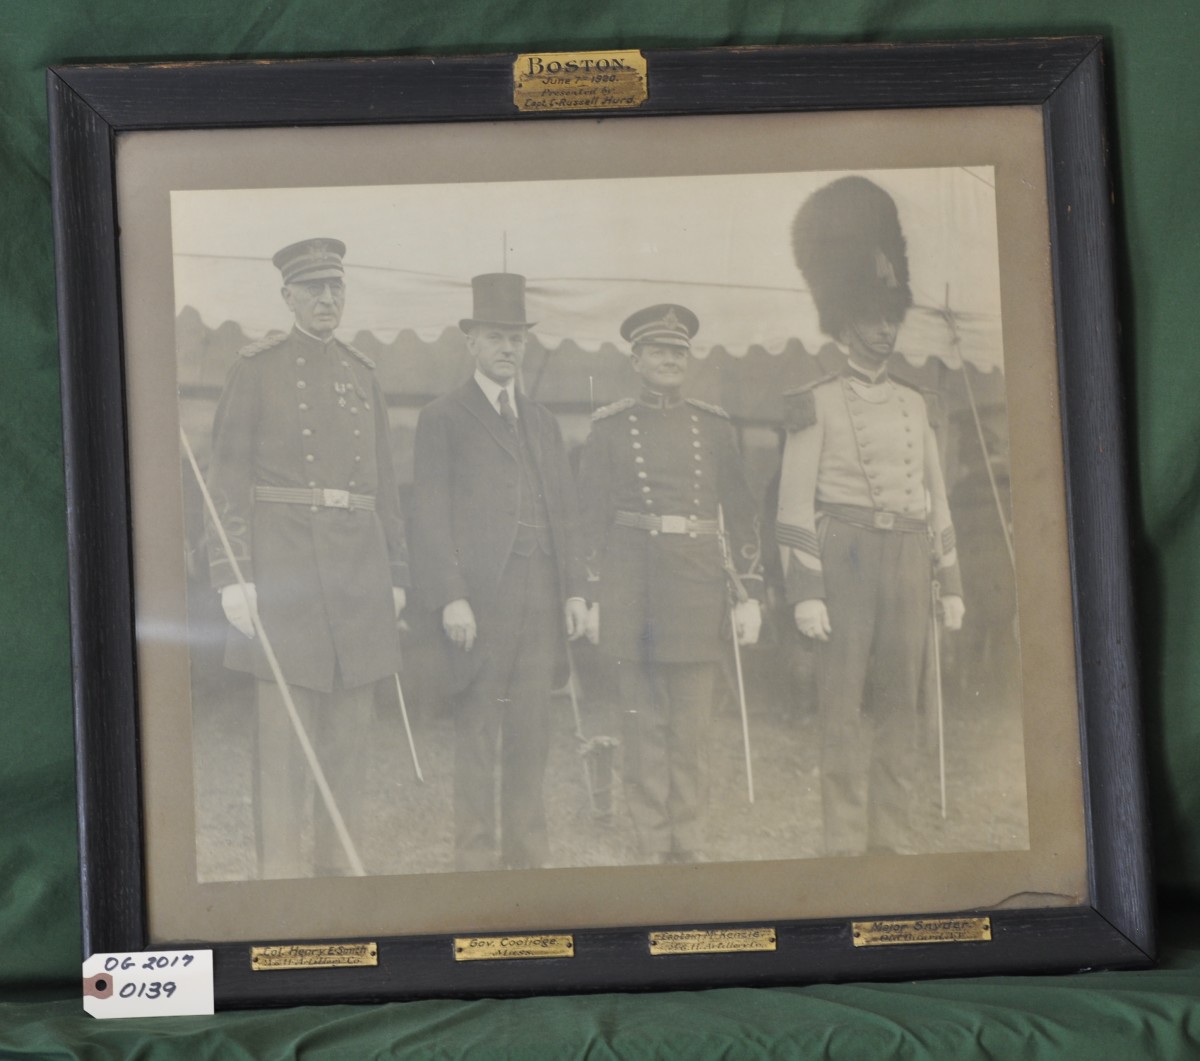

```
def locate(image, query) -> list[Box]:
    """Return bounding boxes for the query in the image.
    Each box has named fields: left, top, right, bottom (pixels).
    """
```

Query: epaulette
left=335, top=338, right=376, bottom=370
left=591, top=397, right=637, bottom=422
left=684, top=398, right=730, bottom=419
left=238, top=331, right=288, bottom=358
left=781, top=372, right=836, bottom=432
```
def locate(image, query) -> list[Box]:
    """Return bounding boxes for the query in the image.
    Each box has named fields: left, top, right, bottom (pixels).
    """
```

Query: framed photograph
left=50, top=38, right=1152, bottom=1006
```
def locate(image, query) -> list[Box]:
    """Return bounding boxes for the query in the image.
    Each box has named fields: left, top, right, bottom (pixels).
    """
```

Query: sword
left=718, top=505, right=754, bottom=804
left=393, top=673, right=424, bottom=782
left=181, top=426, right=367, bottom=877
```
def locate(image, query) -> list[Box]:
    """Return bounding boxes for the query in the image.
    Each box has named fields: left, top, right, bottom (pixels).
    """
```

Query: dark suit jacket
left=410, top=378, right=583, bottom=694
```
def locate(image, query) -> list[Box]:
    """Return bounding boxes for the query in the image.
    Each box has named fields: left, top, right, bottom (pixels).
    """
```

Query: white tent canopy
left=171, top=166, right=1005, bottom=372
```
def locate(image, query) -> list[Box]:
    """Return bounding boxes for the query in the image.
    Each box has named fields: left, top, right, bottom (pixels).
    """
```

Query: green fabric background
left=2, top=0, right=1198, bottom=1054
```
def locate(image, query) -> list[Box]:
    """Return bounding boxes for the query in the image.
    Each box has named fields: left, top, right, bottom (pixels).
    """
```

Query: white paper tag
left=82, top=950, right=214, bottom=1018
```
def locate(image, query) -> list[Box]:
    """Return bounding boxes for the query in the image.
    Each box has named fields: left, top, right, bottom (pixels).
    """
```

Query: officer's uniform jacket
left=409, top=378, right=584, bottom=695
left=775, top=366, right=961, bottom=604
left=576, top=391, right=763, bottom=663
left=206, top=327, right=409, bottom=693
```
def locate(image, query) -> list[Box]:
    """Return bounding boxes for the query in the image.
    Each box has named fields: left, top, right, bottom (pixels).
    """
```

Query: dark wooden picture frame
left=49, top=38, right=1152, bottom=1007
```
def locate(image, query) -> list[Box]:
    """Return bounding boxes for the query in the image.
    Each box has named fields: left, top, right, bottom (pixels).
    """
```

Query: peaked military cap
left=791, top=176, right=912, bottom=340
left=459, top=273, right=536, bottom=332
left=620, top=303, right=699, bottom=350
left=272, top=238, right=347, bottom=285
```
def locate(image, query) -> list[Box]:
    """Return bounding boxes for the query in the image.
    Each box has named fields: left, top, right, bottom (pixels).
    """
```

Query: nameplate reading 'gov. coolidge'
left=851, top=917, right=992, bottom=947
left=454, top=934, right=575, bottom=961
left=513, top=50, right=648, bottom=113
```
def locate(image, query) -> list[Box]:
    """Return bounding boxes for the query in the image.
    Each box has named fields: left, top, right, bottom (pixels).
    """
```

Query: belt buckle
left=322, top=489, right=351, bottom=510
left=873, top=510, right=895, bottom=530
left=660, top=515, right=688, bottom=534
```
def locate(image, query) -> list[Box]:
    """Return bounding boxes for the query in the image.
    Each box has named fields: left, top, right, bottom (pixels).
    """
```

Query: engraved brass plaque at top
left=250, top=942, right=378, bottom=971
left=513, top=50, right=648, bottom=113
left=454, top=934, right=575, bottom=961
left=649, top=927, right=777, bottom=956
left=851, top=916, right=993, bottom=947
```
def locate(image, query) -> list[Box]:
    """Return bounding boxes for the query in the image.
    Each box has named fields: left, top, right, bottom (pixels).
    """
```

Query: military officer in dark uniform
left=576, top=304, right=763, bottom=863
left=409, top=273, right=588, bottom=871
left=206, top=237, right=409, bottom=879
left=776, top=177, right=965, bottom=857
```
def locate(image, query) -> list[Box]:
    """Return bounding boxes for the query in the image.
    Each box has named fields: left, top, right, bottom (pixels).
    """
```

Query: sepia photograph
left=168, top=165, right=1029, bottom=885
left=55, top=42, right=1148, bottom=1003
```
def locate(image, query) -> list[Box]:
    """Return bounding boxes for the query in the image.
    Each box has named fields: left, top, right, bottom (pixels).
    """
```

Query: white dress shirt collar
left=473, top=370, right=518, bottom=418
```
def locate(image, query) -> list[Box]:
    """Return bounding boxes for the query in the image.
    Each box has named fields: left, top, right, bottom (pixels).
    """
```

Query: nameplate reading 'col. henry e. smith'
left=513, top=50, right=648, bottom=113
left=250, top=942, right=378, bottom=970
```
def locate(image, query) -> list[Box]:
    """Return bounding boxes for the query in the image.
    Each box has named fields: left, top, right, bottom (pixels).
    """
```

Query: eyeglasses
left=290, top=278, right=345, bottom=297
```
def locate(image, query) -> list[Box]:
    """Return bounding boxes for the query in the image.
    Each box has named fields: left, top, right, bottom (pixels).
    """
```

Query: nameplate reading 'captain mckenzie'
left=513, top=50, right=648, bottom=112
left=649, top=927, right=778, bottom=956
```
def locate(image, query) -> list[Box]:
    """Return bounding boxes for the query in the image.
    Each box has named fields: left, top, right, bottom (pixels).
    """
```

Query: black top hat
left=272, top=238, right=347, bottom=285
left=459, top=273, right=536, bottom=332
left=791, top=176, right=912, bottom=339
left=620, top=304, right=700, bottom=350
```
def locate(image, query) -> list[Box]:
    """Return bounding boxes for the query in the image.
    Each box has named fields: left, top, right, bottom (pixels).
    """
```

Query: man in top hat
left=576, top=304, right=763, bottom=863
left=776, top=176, right=965, bottom=857
left=205, top=237, right=410, bottom=879
left=409, top=273, right=588, bottom=871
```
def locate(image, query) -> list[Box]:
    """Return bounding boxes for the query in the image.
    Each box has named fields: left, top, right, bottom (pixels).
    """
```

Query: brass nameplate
left=649, top=927, right=777, bottom=956
left=851, top=916, right=992, bottom=947
left=250, top=942, right=378, bottom=971
left=454, top=934, right=575, bottom=961
left=513, top=50, right=648, bottom=113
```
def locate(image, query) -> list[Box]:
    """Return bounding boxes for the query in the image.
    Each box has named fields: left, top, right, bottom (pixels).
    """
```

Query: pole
left=718, top=505, right=754, bottom=804
left=180, top=426, right=367, bottom=877
left=943, top=285, right=1016, bottom=575
left=931, top=579, right=947, bottom=819
left=393, top=674, right=424, bottom=782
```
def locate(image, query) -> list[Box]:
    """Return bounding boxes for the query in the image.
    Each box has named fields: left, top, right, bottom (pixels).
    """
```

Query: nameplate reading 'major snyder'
left=513, top=50, right=648, bottom=113
left=454, top=935, right=575, bottom=961
left=250, top=943, right=378, bottom=971
left=851, top=917, right=993, bottom=947
left=649, top=928, right=778, bottom=956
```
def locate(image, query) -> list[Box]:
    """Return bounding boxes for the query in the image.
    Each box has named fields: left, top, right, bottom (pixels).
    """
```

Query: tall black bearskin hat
left=791, top=176, right=912, bottom=340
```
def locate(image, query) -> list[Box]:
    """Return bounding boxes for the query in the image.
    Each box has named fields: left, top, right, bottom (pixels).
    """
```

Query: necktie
left=497, top=388, right=518, bottom=430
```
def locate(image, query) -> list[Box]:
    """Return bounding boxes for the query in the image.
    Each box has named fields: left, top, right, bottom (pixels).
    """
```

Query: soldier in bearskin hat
left=576, top=304, right=763, bottom=863
left=776, top=177, right=965, bottom=856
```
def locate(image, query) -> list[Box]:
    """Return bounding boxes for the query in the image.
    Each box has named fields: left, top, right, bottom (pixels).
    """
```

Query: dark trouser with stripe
left=816, top=518, right=931, bottom=856
left=618, top=660, right=715, bottom=859
left=254, top=678, right=375, bottom=880
left=453, top=550, right=559, bottom=871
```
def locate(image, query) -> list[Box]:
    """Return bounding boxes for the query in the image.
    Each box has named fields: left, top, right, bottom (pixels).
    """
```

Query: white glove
left=585, top=603, right=600, bottom=645
left=220, top=582, right=259, bottom=640
left=941, top=594, right=965, bottom=631
left=443, top=598, right=477, bottom=651
left=393, top=587, right=407, bottom=617
left=794, top=598, right=831, bottom=642
left=733, top=599, right=762, bottom=646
